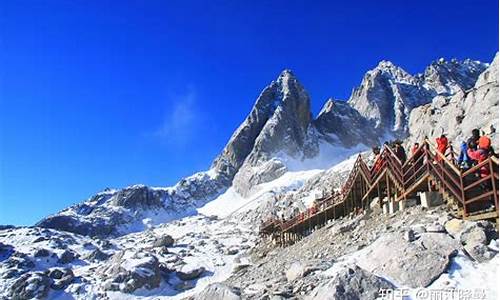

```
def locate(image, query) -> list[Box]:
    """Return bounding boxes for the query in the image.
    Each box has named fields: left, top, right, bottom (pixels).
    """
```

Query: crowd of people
left=370, top=128, right=496, bottom=178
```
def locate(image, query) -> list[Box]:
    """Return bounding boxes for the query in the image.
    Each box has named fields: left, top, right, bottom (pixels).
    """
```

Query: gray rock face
left=357, top=231, right=461, bottom=288
left=176, top=265, right=206, bottom=281
left=7, top=272, right=51, bottom=300
left=407, top=53, right=498, bottom=150
left=306, top=264, right=394, bottom=300
left=194, top=283, right=241, bottom=300
left=211, top=71, right=298, bottom=180
left=99, top=250, right=162, bottom=293
left=349, top=59, right=487, bottom=137
left=314, top=99, right=380, bottom=148
left=37, top=173, right=227, bottom=237
left=152, top=235, right=175, bottom=248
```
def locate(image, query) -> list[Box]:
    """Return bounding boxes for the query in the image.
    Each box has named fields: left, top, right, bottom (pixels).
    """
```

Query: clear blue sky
left=0, top=0, right=498, bottom=226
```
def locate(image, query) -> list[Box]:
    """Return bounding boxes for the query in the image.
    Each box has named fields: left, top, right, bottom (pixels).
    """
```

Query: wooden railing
left=261, top=139, right=499, bottom=236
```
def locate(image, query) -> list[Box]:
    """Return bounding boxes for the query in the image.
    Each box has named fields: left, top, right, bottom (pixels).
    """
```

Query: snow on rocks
left=7, top=271, right=52, bottom=300
left=192, top=282, right=241, bottom=300
left=306, top=264, right=394, bottom=300
left=98, top=250, right=162, bottom=293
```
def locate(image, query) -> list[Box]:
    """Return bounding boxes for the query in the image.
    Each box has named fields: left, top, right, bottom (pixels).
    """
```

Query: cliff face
left=407, top=54, right=499, bottom=150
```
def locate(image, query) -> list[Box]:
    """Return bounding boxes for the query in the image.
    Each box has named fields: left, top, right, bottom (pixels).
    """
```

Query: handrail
left=261, top=139, right=499, bottom=237
left=424, top=139, right=461, bottom=175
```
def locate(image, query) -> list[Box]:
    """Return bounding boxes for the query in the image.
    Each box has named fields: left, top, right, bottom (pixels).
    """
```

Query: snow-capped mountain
left=348, top=58, right=487, bottom=137
left=2, top=53, right=498, bottom=300
left=36, top=56, right=492, bottom=237
left=408, top=53, right=499, bottom=148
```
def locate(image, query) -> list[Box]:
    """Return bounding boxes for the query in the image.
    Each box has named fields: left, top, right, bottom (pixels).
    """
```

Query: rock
left=306, top=264, right=394, bottom=300
left=404, top=229, right=416, bottom=242
left=7, top=272, right=52, bottom=300
left=153, top=235, right=175, bottom=248
left=175, top=281, right=196, bottom=291
left=50, top=269, right=75, bottom=290
left=285, top=261, right=305, bottom=282
left=34, top=248, right=50, bottom=257
left=464, top=243, right=495, bottom=262
left=176, top=265, right=206, bottom=281
left=444, top=219, right=468, bottom=238
left=49, top=268, right=65, bottom=279
left=85, top=248, right=110, bottom=261
left=225, top=247, right=239, bottom=255
left=233, top=264, right=251, bottom=273
left=99, top=250, right=162, bottom=293
left=193, top=283, right=241, bottom=300
left=460, top=225, right=488, bottom=246
left=357, top=231, right=461, bottom=288
left=426, top=223, right=445, bottom=233
left=58, top=249, right=78, bottom=264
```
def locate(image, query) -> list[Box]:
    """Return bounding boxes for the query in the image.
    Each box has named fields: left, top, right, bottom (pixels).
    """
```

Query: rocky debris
left=349, top=58, right=487, bottom=137
left=192, top=283, right=242, bottom=300
left=285, top=261, right=308, bottom=282
left=443, top=218, right=498, bottom=262
left=7, top=271, right=52, bottom=300
left=4, top=253, right=35, bottom=271
left=34, top=248, right=51, bottom=257
left=358, top=231, right=461, bottom=288
left=0, top=242, right=14, bottom=261
left=49, top=268, right=75, bottom=290
left=152, top=235, right=175, bottom=248
left=426, top=223, right=445, bottom=233
left=306, top=264, right=394, bottom=300
left=225, top=246, right=239, bottom=255
left=404, top=229, right=416, bottom=242
left=58, top=249, right=78, bottom=264
left=85, top=248, right=110, bottom=262
left=407, top=53, right=498, bottom=150
left=176, top=265, right=206, bottom=281
left=99, top=250, right=162, bottom=293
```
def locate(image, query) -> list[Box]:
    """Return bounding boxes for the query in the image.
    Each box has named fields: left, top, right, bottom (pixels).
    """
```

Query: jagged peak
left=364, top=60, right=414, bottom=84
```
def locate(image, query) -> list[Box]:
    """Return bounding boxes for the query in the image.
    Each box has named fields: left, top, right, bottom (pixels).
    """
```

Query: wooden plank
left=465, top=211, right=499, bottom=221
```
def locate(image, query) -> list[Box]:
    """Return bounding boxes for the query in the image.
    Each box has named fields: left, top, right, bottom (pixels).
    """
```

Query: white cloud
left=155, top=88, right=202, bottom=145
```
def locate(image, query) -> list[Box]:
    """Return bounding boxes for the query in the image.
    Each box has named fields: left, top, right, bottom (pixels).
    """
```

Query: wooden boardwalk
left=260, top=140, right=499, bottom=246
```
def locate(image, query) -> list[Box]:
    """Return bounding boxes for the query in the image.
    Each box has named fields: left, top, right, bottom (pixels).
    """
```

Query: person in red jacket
left=435, top=134, right=448, bottom=161
left=467, top=136, right=491, bottom=178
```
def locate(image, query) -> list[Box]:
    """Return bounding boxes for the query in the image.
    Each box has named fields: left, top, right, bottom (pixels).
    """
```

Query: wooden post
left=489, top=159, right=498, bottom=216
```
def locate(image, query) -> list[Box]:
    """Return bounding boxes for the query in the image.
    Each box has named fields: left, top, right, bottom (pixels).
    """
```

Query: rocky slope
left=408, top=53, right=499, bottom=149
left=348, top=58, right=487, bottom=137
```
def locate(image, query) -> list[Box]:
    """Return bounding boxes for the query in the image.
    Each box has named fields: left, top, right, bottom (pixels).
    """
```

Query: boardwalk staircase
left=260, top=139, right=499, bottom=246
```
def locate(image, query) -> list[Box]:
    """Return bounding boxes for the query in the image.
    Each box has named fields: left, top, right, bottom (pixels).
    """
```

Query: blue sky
left=0, top=0, right=498, bottom=226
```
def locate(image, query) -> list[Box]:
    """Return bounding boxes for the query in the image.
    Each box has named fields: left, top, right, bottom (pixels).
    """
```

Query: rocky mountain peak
left=422, top=58, right=488, bottom=95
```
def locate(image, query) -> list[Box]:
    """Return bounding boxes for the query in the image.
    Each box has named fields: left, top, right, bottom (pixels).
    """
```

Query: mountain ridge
left=34, top=54, right=494, bottom=237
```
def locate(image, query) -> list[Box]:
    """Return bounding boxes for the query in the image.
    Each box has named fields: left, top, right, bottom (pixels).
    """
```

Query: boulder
left=356, top=231, right=461, bottom=288
left=286, top=261, right=306, bottom=282
left=50, top=268, right=75, bottom=290
left=426, top=223, right=445, bottom=233
left=85, top=248, right=110, bottom=261
left=34, top=248, right=50, bottom=257
left=176, top=265, right=206, bottom=281
left=464, top=243, right=496, bottom=262
left=99, top=250, right=162, bottom=293
left=445, top=219, right=495, bottom=247
left=306, top=264, right=394, bottom=300
left=225, top=247, right=239, bottom=255
left=7, top=272, right=52, bottom=300
left=460, top=225, right=488, bottom=246
left=153, top=235, right=175, bottom=248
left=58, top=249, right=78, bottom=264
